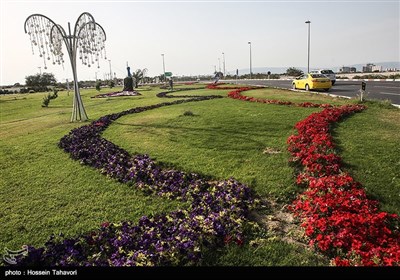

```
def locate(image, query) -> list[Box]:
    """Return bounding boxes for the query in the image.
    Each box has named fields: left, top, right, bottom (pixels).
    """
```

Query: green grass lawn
left=244, top=87, right=351, bottom=105
left=0, top=86, right=186, bottom=252
left=334, top=102, right=400, bottom=215
left=0, top=84, right=398, bottom=266
left=104, top=95, right=318, bottom=200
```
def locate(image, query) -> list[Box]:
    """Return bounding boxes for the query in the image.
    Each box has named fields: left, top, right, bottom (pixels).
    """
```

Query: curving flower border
left=208, top=83, right=399, bottom=266
left=91, top=91, right=141, bottom=98
left=15, top=90, right=256, bottom=266
left=14, top=83, right=399, bottom=266
left=287, top=105, right=400, bottom=266
left=206, top=83, right=333, bottom=108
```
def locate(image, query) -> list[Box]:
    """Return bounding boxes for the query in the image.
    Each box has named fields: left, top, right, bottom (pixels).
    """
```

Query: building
left=362, top=63, right=382, bottom=73
left=371, top=65, right=383, bottom=72
left=385, top=67, right=399, bottom=72
left=362, top=63, right=374, bottom=72
left=339, top=66, right=357, bottom=73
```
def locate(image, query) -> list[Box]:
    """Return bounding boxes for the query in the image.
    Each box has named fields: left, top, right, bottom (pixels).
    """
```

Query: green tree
left=159, top=74, right=166, bottom=82
left=96, top=81, right=102, bottom=92
left=131, top=68, right=148, bottom=88
left=25, top=72, right=57, bottom=92
left=286, top=67, right=303, bottom=77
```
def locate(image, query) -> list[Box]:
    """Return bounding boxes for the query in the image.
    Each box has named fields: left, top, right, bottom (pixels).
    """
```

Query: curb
left=249, top=84, right=400, bottom=109
left=231, top=78, right=400, bottom=82
left=336, top=79, right=400, bottom=82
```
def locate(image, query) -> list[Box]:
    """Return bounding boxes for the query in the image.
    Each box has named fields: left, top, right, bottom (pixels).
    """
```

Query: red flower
left=236, top=238, right=244, bottom=246
left=224, top=235, right=233, bottom=244
left=207, top=83, right=399, bottom=266
left=287, top=104, right=400, bottom=266
left=101, top=221, right=110, bottom=228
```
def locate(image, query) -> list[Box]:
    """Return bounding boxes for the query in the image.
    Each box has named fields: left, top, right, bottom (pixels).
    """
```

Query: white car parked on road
left=309, top=69, right=336, bottom=85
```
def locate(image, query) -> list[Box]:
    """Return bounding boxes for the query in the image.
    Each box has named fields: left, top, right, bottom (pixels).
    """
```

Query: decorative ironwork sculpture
left=24, top=12, right=107, bottom=121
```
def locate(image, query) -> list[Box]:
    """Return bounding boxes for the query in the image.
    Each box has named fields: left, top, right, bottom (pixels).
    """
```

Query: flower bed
left=15, top=92, right=253, bottom=266
left=207, top=83, right=333, bottom=108
left=15, top=84, right=399, bottom=266
left=207, top=83, right=400, bottom=266
left=287, top=105, right=400, bottom=266
left=91, top=90, right=141, bottom=98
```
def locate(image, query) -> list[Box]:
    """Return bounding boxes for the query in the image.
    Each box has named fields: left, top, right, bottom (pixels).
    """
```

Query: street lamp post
left=218, top=58, right=221, bottom=72
left=248, top=41, right=252, bottom=79
left=161, top=53, right=166, bottom=83
left=305, top=20, right=311, bottom=74
left=108, top=59, right=112, bottom=81
left=24, top=12, right=107, bottom=122
left=222, top=52, right=225, bottom=77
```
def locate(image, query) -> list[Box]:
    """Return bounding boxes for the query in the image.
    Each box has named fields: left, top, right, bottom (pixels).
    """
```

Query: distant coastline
left=230, top=61, right=400, bottom=75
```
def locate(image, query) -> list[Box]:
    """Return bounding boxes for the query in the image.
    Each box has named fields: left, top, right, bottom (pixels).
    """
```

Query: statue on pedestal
left=123, top=66, right=136, bottom=92
left=91, top=64, right=141, bottom=98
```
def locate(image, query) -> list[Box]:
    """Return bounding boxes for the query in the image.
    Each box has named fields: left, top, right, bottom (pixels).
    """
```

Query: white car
left=309, top=69, right=336, bottom=85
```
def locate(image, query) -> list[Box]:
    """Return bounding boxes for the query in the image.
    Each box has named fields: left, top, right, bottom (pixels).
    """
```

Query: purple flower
left=15, top=89, right=255, bottom=267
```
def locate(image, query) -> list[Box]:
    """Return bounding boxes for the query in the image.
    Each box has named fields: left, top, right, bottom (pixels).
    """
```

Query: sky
left=0, top=0, right=399, bottom=85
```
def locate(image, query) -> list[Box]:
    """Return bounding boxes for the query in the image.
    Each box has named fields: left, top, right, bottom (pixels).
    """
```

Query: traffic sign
left=165, top=72, right=172, bottom=77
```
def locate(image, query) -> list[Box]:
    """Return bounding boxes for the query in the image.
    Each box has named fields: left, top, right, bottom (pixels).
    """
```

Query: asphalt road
left=226, top=79, right=400, bottom=106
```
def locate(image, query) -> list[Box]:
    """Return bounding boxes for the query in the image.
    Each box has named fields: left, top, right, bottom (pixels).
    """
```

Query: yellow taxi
left=292, top=73, right=332, bottom=91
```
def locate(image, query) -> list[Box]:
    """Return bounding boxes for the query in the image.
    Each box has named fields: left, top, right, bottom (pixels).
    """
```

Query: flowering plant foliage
left=15, top=84, right=399, bottom=267
left=287, top=105, right=400, bottom=266
left=15, top=90, right=253, bottom=266
left=207, top=83, right=333, bottom=108
left=91, top=91, right=141, bottom=98
left=207, top=83, right=400, bottom=266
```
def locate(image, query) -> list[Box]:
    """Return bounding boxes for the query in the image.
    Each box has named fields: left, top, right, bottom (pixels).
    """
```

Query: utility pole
left=248, top=42, right=252, bottom=79
left=161, top=54, right=166, bottom=83
left=305, top=20, right=311, bottom=73
left=222, top=52, right=226, bottom=77
left=108, top=59, right=112, bottom=80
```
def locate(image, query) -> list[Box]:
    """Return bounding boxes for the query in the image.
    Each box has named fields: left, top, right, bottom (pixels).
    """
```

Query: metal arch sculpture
left=24, top=12, right=107, bottom=121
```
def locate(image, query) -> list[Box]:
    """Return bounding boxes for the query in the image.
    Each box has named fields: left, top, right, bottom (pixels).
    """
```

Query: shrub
left=286, top=67, right=303, bottom=77
left=353, top=74, right=386, bottom=79
left=388, top=74, right=400, bottom=79
left=96, top=81, right=102, bottom=92
left=269, top=74, right=281, bottom=79
left=182, top=110, right=194, bottom=116
left=41, top=89, right=58, bottom=107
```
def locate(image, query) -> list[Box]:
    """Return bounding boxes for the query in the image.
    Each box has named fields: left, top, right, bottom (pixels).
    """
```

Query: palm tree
left=131, top=68, right=148, bottom=88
